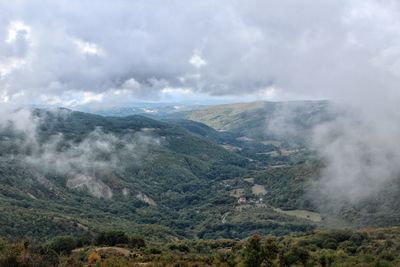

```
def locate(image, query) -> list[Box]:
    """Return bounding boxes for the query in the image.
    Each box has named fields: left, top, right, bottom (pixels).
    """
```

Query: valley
left=0, top=101, right=399, bottom=266
left=0, top=102, right=389, bottom=239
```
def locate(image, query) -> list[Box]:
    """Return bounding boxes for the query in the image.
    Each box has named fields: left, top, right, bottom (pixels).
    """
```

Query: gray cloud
left=0, top=0, right=400, bottom=105
left=310, top=107, right=400, bottom=206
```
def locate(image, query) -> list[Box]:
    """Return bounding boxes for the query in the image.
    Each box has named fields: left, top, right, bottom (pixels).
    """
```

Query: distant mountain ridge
left=167, top=100, right=336, bottom=148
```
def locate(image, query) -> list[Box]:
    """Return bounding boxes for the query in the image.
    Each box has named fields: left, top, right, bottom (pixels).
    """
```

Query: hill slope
left=171, top=100, right=335, bottom=147
left=1, top=104, right=399, bottom=242
left=0, top=109, right=316, bottom=241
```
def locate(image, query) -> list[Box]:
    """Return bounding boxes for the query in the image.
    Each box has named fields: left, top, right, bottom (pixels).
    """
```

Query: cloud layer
left=1, top=0, right=400, bottom=106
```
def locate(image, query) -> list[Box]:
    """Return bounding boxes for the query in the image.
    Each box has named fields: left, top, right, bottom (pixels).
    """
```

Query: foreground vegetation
left=1, top=228, right=400, bottom=266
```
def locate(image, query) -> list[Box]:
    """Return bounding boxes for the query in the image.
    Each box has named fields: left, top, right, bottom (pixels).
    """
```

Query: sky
left=1, top=0, right=400, bottom=108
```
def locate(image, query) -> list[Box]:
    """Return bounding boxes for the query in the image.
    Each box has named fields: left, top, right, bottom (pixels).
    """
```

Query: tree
left=96, top=231, right=129, bottom=246
left=128, top=236, right=146, bottom=249
left=294, top=246, right=310, bottom=267
left=49, top=236, right=77, bottom=255
left=280, top=244, right=310, bottom=267
left=243, top=235, right=278, bottom=267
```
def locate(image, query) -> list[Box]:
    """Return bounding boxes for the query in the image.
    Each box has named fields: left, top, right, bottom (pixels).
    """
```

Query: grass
left=272, top=208, right=322, bottom=222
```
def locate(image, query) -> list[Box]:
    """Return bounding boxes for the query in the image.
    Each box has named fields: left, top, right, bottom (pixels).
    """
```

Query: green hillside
left=172, top=100, right=335, bottom=147
left=0, top=109, right=318, bottom=241
left=1, top=105, right=400, bottom=249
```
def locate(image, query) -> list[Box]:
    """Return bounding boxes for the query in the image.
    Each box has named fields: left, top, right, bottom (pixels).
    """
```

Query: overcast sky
left=1, top=0, right=400, bottom=108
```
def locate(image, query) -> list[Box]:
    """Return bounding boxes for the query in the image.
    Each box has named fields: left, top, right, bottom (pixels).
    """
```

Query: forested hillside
left=1, top=104, right=400, bottom=243
left=0, top=108, right=316, bottom=241
left=1, top=104, right=400, bottom=267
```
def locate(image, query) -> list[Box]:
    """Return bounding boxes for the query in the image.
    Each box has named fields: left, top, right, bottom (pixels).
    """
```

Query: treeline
left=1, top=228, right=400, bottom=266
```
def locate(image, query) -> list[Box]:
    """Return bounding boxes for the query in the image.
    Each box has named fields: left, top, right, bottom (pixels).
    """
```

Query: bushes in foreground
left=2, top=228, right=400, bottom=266
left=0, top=231, right=147, bottom=267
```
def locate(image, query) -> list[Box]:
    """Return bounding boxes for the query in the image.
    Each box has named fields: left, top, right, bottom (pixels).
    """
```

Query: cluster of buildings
left=237, top=196, right=263, bottom=205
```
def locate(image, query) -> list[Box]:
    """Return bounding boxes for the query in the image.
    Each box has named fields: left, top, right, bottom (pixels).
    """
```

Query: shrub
left=88, top=251, right=101, bottom=264
left=169, top=244, right=190, bottom=253
left=49, top=236, right=78, bottom=255
left=128, top=236, right=146, bottom=249
left=96, top=231, right=129, bottom=246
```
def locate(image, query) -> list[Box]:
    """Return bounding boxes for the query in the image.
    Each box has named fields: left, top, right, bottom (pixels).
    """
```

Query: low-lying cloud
left=25, top=127, right=159, bottom=176
left=0, top=109, right=161, bottom=198
left=311, top=106, right=400, bottom=207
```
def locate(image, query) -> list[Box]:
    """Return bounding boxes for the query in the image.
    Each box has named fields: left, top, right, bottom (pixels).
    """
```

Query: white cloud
left=161, top=87, right=192, bottom=94
left=189, top=50, right=207, bottom=69
left=121, top=78, right=141, bottom=90
left=80, top=91, right=104, bottom=104
left=5, top=20, right=31, bottom=44
left=74, top=39, right=104, bottom=56
left=0, top=58, right=26, bottom=78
